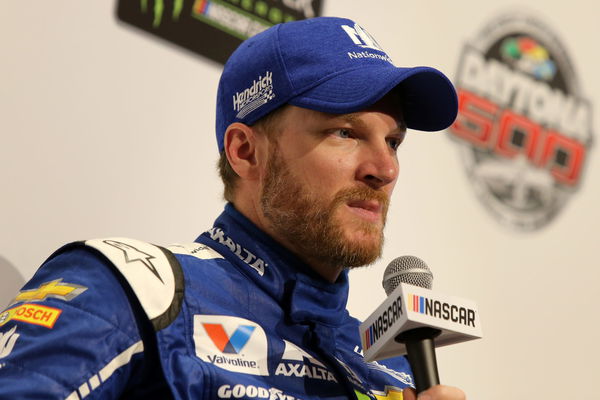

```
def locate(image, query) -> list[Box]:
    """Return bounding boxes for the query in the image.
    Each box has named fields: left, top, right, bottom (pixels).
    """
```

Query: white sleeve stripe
left=89, top=374, right=100, bottom=390
left=99, top=340, right=144, bottom=383
left=64, top=392, right=79, bottom=400
left=78, top=381, right=90, bottom=398
left=64, top=340, right=144, bottom=400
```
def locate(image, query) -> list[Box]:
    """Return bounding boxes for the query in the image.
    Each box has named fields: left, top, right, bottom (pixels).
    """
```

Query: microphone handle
left=395, top=327, right=442, bottom=394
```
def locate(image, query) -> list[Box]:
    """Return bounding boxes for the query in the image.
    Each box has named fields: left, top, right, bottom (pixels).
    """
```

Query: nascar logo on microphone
left=362, top=295, right=403, bottom=350
left=408, top=294, right=476, bottom=328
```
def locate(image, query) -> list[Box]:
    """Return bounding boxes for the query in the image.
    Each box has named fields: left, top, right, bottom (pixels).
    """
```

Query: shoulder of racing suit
left=73, top=238, right=224, bottom=331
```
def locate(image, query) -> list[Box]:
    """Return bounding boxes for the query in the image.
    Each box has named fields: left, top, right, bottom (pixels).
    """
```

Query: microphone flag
left=359, top=283, right=482, bottom=362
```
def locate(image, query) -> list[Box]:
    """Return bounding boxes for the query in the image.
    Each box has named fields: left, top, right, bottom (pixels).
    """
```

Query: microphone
left=384, top=256, right=440, bottom=393
left=359, top=256, right=482, bottom=393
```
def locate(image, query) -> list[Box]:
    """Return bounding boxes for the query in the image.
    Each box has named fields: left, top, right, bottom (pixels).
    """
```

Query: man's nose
left=355, top=142, right=398, bottom=188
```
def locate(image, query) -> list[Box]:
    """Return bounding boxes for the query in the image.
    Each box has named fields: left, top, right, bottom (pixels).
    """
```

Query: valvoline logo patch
left=203, top=323, right=256, bottom=354
left=194, top=315, right=269, bottom=376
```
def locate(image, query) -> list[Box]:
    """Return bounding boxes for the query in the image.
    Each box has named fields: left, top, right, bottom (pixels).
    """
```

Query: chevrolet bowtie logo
left=11, top=279, right=87, bottom=306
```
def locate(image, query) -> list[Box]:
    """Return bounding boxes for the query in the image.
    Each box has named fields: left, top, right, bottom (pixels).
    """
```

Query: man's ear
left=223, top=123, right=266, bottom=180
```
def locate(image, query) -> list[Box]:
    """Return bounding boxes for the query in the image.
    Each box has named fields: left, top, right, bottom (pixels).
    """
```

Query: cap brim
left=288, top=66, right=458, bottom=132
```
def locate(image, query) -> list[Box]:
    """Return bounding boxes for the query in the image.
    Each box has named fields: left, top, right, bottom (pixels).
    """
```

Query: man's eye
left=388, top=138, right=402, bottom=151
left=333, top=129, right=352, bottom=139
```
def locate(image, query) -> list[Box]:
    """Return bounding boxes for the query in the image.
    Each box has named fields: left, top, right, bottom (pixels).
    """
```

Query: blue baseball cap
left=216, top=17, right=458, bottom=152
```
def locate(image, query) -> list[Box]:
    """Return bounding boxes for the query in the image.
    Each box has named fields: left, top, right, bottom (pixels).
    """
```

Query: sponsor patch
left=371, top=386, right=405, bottom=400
left=275, top=340, right=337, bottom=382
left=217, top=383, right=303, bottom=399
left=0, top=304, right=62, bottom=329
left=206, top=227, right=267, bottom=276
left=233, top=71, right=275, bottom=119
left=103, top=239, right=164, bottom=283
left=167, top=242, right=224, bottom=260
left=10, top=279, right=87, bottom=306
left=0, top=326, right=20, bottom=359
left=193, top=315, right=269, bottom=375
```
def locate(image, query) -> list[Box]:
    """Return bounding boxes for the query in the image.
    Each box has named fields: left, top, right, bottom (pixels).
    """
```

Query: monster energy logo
left=119, top=0, right=323, bottom=65
left=141, top=0, right=184, bottom=28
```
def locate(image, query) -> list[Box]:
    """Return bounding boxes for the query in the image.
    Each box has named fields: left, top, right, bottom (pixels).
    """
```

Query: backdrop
left=2, top=2, right=598, bottom=399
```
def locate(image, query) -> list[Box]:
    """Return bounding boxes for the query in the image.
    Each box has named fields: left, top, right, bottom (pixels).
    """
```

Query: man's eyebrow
left=339, top=112, right=407, bottom=133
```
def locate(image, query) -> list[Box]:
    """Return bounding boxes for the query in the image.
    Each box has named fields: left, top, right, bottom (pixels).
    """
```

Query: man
left=0, top=17, right=464, bottom=399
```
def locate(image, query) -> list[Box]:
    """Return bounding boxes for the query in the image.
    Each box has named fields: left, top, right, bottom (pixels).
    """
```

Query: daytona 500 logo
left=449, top=12, right=593, bottom=230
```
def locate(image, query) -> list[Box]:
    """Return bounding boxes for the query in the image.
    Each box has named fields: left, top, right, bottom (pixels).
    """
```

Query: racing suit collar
left=196, top=203, right=350, bottom=327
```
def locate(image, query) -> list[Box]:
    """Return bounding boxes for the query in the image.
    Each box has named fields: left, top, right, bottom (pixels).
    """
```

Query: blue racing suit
left=0, top=204, right=414, bottom=399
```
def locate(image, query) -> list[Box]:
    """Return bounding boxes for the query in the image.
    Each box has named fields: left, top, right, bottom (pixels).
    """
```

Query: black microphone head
left=382, top=255, right=433, bottom=295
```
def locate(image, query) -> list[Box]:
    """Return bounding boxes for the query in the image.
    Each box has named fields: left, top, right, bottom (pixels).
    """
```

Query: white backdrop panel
left=1, top=2, right=599, bottom=399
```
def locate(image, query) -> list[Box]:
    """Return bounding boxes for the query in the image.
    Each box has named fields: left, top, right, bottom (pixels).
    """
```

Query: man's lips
left=346, top=200, right=383, bottom=222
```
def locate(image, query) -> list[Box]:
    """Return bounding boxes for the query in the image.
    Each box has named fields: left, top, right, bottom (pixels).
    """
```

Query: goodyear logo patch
left=0, top=304, right=62, bottom=329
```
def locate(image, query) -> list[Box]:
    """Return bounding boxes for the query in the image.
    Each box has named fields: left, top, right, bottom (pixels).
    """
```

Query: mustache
left=333, top=186, right=390, bottom=211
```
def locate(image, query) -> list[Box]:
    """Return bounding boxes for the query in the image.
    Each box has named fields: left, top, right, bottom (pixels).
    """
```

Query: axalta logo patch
left=10, top=279, right=87, bottom=306
left=207, top=227, right=267, bottom=276
left=275, top=340, right=337, bottom=382
left=0, top=304, right=62, bottom=329
left=449, top=12, right=594, bottom=231
left=194, top=315, right=269, bottom=375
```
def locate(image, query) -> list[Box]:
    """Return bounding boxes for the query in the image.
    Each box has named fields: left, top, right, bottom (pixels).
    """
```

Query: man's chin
left=338, top=212, right=384, bottom=241
left=338, top=225, right=384, bottom=263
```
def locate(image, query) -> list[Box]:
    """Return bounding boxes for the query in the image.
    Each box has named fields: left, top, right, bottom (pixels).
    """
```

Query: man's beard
left=260, top=145, right=390, bottom=273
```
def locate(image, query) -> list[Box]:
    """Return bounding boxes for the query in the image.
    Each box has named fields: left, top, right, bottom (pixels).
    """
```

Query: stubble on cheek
left=260, top=149, right=390, bottom=271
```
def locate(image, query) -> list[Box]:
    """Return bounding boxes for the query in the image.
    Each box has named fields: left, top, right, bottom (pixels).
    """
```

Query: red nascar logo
left=449, top=12, right=593, bottom=230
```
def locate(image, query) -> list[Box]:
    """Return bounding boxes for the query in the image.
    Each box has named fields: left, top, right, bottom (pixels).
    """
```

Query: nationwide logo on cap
left=341, top=23, right=394, bottom=65
left=193, top=314, right=269, bottom=375
left=449, top=12, right=594, bottom=231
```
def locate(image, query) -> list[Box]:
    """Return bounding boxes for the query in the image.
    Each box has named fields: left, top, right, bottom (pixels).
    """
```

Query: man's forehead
left=338, top=110, right=406, bottom=132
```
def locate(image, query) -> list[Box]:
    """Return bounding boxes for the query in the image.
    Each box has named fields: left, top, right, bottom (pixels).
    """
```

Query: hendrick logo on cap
left=233, top=71, right=275, bottom=119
